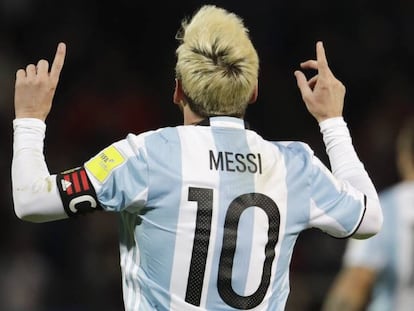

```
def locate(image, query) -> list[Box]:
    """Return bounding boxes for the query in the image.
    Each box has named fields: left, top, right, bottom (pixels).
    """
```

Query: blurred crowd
left=1, top=0, right=413, bottom=310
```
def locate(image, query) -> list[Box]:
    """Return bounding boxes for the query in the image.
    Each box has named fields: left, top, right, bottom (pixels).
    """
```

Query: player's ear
left=173, top=79, right=184, bottom=105
left=248, top=82, right=258, bottom=104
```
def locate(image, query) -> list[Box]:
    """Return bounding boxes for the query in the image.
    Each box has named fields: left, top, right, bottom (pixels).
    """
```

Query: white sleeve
left=319, top=117, right=383, bottom=238
left=12, top=118, right=68, bottom=222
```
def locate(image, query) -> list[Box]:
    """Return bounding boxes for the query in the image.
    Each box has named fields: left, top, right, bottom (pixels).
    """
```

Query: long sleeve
left=319, top=117, right=383, bottom=238
left=12, top=118, right=67, bottom=222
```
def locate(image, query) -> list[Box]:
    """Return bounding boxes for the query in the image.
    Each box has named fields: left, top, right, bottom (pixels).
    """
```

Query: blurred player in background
left=11, top=5, right=382, bottom=311
left=322, top=117, right=414, bottom=311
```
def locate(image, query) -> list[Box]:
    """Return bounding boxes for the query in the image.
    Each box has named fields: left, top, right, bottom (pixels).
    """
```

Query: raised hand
left=14, top=42, right=66, bottom=121
left=294, top=41, right=345, bottom=123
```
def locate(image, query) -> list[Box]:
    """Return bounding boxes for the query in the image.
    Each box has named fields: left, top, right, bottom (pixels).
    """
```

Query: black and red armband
left=56, top=166, right=103, bottom=217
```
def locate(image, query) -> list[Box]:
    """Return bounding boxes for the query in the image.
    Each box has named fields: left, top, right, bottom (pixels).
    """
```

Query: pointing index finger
left=50, top=42, right=66, bottom=83
left=316, top=41, right=330, bottom=76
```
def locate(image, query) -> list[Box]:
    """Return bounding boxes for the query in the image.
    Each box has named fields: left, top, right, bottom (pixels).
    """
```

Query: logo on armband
left=57, top=167, right=102, bottom=217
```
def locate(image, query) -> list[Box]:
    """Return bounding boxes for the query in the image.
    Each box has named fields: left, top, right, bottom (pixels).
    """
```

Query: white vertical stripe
left=244, top=208, right=268, bottom=295
left=169, top=127, right=219, bottom=310
left=122, top=244, right=141, bottom=311
left=252, top=140, right=288, bottom=310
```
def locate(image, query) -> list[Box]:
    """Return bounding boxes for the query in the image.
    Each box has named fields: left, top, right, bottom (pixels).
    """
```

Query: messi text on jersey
left=209, top=150, right=262, bottom=174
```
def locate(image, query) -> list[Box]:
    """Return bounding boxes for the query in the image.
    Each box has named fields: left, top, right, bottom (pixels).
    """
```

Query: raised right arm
left=294, top=41, right=382, bottom=238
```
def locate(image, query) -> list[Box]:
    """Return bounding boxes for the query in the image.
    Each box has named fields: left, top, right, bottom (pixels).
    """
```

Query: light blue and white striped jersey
left=343, top=181, right=414, bottom=311
left=84, top=116, right=366, bottom=311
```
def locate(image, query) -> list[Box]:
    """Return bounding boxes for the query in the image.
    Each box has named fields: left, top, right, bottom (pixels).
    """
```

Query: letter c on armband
left=56, top=166, right=103, bottom=217
left=69, top=195, right=98, bottom=214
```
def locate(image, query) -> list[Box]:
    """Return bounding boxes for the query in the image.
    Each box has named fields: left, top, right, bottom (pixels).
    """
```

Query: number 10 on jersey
left=185, top=187, right=281, bottom=309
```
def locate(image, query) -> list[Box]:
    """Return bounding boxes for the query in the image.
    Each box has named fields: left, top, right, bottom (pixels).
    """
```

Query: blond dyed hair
left=175, top=5, right=259, bottom=117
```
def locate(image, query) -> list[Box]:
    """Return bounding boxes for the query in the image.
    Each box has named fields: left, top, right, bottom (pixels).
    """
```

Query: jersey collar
left=196, top=116, right=250, bottom=129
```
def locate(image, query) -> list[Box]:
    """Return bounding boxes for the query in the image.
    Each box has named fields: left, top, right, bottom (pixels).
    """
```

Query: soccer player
left=322, top=117, right=414, bottom=311
left=12, top=5, right=382, bottom=311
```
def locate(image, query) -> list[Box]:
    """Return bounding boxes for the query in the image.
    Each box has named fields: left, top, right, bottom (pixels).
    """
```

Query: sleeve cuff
left=13, top=118, right=46, bottom=130
left=318, top=117, right=346, bottom=131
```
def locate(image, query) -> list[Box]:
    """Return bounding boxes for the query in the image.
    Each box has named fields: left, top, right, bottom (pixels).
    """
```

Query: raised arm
left=294, top=41, right=382, bottom=238
left=12, top=43, right=68, bottom=222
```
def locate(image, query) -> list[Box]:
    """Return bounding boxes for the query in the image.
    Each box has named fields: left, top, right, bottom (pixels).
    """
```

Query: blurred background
left=1, top=0, right=413, bottom=310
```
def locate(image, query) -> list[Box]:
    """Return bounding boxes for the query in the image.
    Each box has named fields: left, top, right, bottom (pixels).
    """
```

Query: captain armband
left=56, top=166, right=103, bottom=217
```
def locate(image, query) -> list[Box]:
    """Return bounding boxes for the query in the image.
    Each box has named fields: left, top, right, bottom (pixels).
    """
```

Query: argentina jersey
left=343, top=181, right=414, bottom=311
left=84, top=116, right=367, bottom=311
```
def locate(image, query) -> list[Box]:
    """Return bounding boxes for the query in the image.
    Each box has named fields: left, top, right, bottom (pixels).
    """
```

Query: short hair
left=175, top=5, right=259, bottom=117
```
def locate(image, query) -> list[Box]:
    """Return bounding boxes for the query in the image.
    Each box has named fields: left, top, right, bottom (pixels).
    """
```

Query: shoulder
left=264, top=141, right=319, bottom=178
left=275, top=141, right=314, bottom=154
left=125, top=126, right=181, bottom=147
left=264, top=138, right=312, bottom=154
left=269, top=140, right=315, bottom=163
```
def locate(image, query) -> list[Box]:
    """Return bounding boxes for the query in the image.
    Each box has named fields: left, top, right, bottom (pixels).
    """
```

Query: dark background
left=1, top=0, right=413, bottom=310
